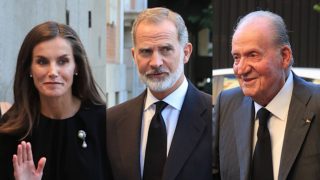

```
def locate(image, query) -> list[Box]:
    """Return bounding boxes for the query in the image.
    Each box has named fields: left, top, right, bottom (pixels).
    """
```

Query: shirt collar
left=254, top=71, right=294, bottom=120
left=144, top=77, right=188, bottom=111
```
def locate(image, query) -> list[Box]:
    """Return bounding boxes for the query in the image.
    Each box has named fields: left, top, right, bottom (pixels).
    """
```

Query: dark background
left=147, top=0, right=320, bottom=94
left=148, top=0, right=213, bottom=94
left=213, top=0, right=320, bottom=69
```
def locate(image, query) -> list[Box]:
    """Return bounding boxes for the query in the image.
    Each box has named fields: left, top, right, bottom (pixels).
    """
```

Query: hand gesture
left=12, top=141, right=46, bottom=180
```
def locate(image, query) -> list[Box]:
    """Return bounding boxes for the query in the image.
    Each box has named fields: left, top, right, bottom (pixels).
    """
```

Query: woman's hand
left=12, top=141, right=46, bottom=180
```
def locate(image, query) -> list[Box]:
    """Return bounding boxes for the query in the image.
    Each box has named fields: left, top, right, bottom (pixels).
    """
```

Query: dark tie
left=143, top=101, right=168, bottom=180
left=252, top=107, right=274, bottom=180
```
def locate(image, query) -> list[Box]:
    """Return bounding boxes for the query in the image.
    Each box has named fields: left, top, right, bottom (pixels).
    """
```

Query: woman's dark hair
left=0, top=21, right=105, bottom=138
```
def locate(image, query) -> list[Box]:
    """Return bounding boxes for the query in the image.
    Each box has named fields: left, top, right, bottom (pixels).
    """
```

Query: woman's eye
left=36, top=58, right=48, bottom=65
left=58, top=58, right=69, bottom=65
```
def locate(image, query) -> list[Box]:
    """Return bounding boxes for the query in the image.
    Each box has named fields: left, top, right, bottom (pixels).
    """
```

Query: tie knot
left=155, top=101, right=168, bottom=114
left=257, top=108, right=271, bottom=127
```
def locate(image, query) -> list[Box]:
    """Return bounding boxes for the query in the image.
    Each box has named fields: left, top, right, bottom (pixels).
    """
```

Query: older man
left=107, top=7, right=212, bottom=180
left=213, top=10, right=320, bottom=180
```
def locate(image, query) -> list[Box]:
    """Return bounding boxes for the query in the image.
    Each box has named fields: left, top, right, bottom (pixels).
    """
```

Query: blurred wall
left=0, top=0, right=106, bottom=102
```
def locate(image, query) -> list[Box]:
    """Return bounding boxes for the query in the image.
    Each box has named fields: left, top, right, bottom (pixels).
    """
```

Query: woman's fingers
left=21, top=141, right=27, bottom=163
left=17, top=144, right=22, bottom=166
left=15, top=141, right=33, bottom=166
left=36, top=157, right=47, bottom=175
left=12, top=154, right=19, bottom=170
left=13, top=141, right=46, bottom=180
left=26, top=142, right=33, bottom=161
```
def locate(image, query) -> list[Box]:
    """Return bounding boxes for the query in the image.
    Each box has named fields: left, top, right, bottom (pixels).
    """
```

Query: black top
left=0, top=104, right=112, bottom=180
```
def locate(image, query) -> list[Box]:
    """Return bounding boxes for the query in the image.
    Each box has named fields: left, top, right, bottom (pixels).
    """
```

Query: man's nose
left=235, top=58, right=249, bottom=75
left=149, top=51, right=163, bottom=68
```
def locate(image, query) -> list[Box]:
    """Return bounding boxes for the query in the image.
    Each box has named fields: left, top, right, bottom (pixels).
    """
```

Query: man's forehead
left=235, top=16, right=273, bottom=35
left=136, top=23, right=178, bottom=43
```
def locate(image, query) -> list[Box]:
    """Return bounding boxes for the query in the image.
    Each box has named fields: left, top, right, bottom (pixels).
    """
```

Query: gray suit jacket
left=107, top=82, right=212, bottom=180
left=212, top=74, right=320, bottom=180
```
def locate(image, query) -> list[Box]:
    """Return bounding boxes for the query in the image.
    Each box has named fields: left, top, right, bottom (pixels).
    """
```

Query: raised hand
left=12, top=141, right=46, bottom=180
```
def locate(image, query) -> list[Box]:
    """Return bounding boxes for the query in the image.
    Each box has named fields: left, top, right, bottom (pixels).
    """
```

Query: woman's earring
left=29, top=74, right=33, bottom=78
left=75, top=73, right=78, bottom=76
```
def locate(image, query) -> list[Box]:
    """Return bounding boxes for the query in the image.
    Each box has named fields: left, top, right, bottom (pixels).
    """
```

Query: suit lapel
left=278, top=76, right=314, bottom=180
left=116, top=92, right=146, bottom=180
left=163, top=83, right=209, bottom=180
left=233, top=96, right=254, bottom=180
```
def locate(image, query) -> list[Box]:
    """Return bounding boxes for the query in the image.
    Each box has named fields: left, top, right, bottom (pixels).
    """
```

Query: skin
left=231, top=17, right=292, bottom=106
left=12, top=141, right=46, bottom=180
left=31, top=37, right=81, bottom=119
left=13, top=37, right=82, bottom=179
left=131, top=19, right=192, bottom=100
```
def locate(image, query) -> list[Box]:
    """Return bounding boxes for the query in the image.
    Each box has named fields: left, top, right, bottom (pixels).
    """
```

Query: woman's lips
left=43, top=82, right=63, bottom=85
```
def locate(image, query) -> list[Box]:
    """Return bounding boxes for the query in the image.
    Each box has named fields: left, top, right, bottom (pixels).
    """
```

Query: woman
left=0, top=21, right=111, bottom=179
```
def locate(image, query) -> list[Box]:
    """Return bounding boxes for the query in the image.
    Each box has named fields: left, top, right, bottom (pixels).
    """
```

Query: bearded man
left=106, top=7, right=212, bottom=180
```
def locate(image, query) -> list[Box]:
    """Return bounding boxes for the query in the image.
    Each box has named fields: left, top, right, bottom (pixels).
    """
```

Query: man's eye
left=140, top=49, right=152, bottom=56
left=233, top=55, right=240, bottom=63
left=163, top=47, right=171, bottom=52
left=160, top=47, right=172, bottom=55
left=247, top=52, right=261, bottom=61
left=249, top=53, right=257, bottom=58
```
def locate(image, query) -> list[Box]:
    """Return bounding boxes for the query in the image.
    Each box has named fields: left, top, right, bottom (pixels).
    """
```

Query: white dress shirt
left=140, top=77, right=188, bottom=175
left=253, top=71, right=294, bottom=180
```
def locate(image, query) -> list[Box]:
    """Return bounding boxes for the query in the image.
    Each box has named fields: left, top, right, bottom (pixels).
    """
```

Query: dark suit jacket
left=212, top=74, right=320, bottom=180
left=107, top=82, right=212, bottom=180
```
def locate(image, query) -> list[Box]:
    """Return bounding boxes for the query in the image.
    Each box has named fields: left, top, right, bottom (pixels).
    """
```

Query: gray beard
left=139, top=57, right=184, bottom=92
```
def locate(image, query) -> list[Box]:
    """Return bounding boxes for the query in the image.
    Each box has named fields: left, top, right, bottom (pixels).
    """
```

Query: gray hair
left=234, top=10, right=294, bottom=65
left=131, top=7, right=189, bottom=46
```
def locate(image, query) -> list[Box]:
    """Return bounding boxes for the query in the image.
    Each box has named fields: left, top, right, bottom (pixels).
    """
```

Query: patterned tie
left=252, top=107, right=274, bottom=180
left=143, top=101, right=168, bottom=180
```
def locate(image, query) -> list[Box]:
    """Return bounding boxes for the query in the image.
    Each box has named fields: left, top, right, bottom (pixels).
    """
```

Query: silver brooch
left=78, top=130, right=87, bottom=148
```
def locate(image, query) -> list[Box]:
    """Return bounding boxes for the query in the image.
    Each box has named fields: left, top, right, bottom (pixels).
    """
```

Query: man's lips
left=149, top=72, right=164, bottom=75
left=146, top=71, right=168, bottom=78
left=243, top=77, right=256, bottom=82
